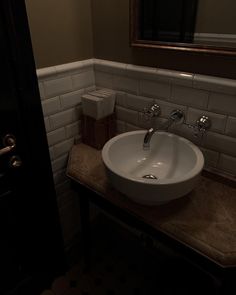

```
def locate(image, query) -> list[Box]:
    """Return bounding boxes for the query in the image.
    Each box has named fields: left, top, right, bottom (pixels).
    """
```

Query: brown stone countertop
left=67, top=143, right=236, bottom=268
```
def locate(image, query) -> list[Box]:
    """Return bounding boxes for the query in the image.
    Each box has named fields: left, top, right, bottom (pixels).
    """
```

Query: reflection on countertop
left=67, top=143, right=236, bottom=268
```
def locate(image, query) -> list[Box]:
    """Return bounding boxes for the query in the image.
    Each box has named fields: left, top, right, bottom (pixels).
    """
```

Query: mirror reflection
left=134, top=0, right=236, bottom=49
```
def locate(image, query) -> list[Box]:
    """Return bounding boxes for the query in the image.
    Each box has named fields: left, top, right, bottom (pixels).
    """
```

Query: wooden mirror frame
left=130, top=0, right=236, bottom=57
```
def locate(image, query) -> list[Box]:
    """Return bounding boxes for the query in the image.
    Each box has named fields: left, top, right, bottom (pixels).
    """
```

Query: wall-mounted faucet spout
left=143, top=110, right=184, bottom=149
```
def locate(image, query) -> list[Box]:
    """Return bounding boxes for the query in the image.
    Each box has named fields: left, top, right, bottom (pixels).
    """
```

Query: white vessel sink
left=102, top=131, right=204, bottom=205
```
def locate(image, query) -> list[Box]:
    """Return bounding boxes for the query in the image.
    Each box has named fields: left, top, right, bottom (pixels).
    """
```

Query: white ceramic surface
left=102, top=131, right=204, bottom=205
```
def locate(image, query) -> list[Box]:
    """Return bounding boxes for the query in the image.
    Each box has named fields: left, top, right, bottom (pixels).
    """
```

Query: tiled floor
left=41, top=215, right=217, bottom=295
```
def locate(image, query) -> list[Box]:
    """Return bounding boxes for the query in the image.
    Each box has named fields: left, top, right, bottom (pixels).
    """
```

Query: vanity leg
left=216, top=271, right=236, bottom=295
left=79, top=195, right=91, bottom=272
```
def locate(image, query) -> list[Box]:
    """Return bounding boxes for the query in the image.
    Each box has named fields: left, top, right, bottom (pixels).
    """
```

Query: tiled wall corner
left=93, top=59, right=236, bottom=177
left=37, top=58, right=236, bottom=246
left=37, top=59, right=95, bottom=246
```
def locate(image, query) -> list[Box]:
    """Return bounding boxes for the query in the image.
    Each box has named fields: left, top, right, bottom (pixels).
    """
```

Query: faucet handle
left=196, top=115, right=211, bottom=132
left=142, top=104, right=161, bottom=121
left=187, top=115, right=211, bottom=138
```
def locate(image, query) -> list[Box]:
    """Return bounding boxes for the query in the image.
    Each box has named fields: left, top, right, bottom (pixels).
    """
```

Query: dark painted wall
left=92, top=0, right=236, bottom=79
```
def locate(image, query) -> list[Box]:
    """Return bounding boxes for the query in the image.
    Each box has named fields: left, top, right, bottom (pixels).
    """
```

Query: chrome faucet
left=143, top=109, right=184, bottom=149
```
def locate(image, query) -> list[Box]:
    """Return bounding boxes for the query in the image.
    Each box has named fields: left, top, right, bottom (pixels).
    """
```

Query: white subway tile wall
left=193, top=74, right=236, bottom=95
left=94, top=71, right=113, bottom=89
left=140, top=80, right=171, bottom=100
left=37, top=59, right=95, bottom=246
left=47, top=128, right=66, bottom=147
left=171, top=85, right=209, bottom=109
left=126, top=94, right=154, bottom=111
left=60, top=89, right=84, bottom=109
left=51, top=154, right=69, bottom=173
left=200, top=148, right=219, bottom=168
left=113, top=76, right=139, bottom=94
left=93, top=59, right=236, bottom=177
left=208, top=93, right=236, bottom=116
left=42, top=96, right=61, bottom=116
left=218, top=154, right=236, bottom=175
left=44, top=76, right=73, bottom=98
left=38, top=58, right=236, bottom=245
left=126, top=64, right=157, bottom=81
left=226, top=117, right=236, bottom=137
left=154, top=99, right=187, bottom=118
left=186, top=108, right=227, bottom=134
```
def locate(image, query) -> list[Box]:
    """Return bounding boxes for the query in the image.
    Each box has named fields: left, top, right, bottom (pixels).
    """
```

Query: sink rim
left=102, top=130, right=204, bottom=185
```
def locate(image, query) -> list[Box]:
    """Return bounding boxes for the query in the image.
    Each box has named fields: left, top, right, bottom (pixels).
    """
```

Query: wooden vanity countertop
left=67, top=143, right=236, bottom=268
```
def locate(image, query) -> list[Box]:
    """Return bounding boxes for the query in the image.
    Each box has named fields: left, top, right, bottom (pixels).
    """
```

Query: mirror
left=130, top=0, right=236, bottom=56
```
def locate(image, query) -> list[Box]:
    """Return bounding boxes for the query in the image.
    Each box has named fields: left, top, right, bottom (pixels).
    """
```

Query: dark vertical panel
left=0, top=0, right=66, bottom=293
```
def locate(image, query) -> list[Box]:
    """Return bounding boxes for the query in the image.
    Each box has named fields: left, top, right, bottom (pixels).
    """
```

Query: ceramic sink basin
left=102, top=131, right=204, bottom=205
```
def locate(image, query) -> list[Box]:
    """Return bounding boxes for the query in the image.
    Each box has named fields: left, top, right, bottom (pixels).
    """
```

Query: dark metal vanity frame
left=70, top=180, right=236, bottom=295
